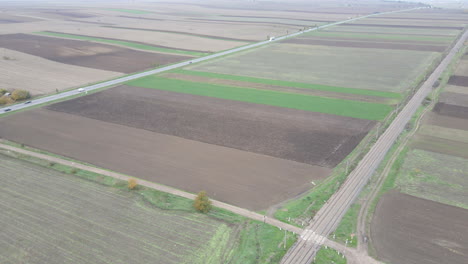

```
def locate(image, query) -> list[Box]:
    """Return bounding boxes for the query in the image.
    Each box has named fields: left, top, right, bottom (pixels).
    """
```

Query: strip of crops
left=128, top=76, right=393, bottom=121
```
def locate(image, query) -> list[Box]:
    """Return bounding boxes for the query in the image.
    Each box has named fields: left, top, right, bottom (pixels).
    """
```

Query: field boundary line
left=0, top=142, right=302, bottom=234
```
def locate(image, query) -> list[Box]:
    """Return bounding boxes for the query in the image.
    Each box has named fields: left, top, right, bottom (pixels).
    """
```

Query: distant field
left=0, top=33, right=192, bottom=73
left=171, top=69, right=401, bottom=99
left=306, top=30, right=455, bottom=43
left=188, top=43, right=439, bottom=92
left=37, top=25, right=249, bottom=54
left=127, top=76, right=393, bottom=120
left=0, top=48, right=121, bottom=95
left=105, top=8, right=152, bottom=14
left=35, top=31, right=206, bottom=56
left=323, top=25, right=461, bottom=36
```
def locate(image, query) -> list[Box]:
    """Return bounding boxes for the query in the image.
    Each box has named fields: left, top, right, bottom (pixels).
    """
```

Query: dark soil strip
left=433, top=102, right=468, bottom=120
left=323, top=30, right=455, bottom=38
left=341, top=23, right=464, bottom=30
left=371, top=191, right=468, bottom=264
left=188, top=18, right=307, bottom=27
left=44, top=11, right=95, bottom=18
left=46, top=85, right=376, bottom=167
left=439, top=92, right=468, bottom=107
left=426, top=112, right=468, bottom=131
left=220, top=14, right=331, bottom=23
left=163, top=72, right=392, bottom=104
left=0, top=33, right=191, bottom=73
left=68, top=19, right=114, bottom=25
left=283, top=38, right=446, bottom=52
left=45, top=31, right=210, bottom=54
left=412, top=135, right=468, bottom=159
left=104, top=26, right=255, bottom=42
left=373, top=16, right=468, bottom=21
left=300, top=35, right=446, bottom=45
left=0, top=19, right=18, bottom=23
left=447, top=75, right=468, bottom=86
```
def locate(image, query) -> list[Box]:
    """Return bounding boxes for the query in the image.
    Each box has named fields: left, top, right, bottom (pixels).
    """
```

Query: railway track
left=280, top=27, right=468, bottom=264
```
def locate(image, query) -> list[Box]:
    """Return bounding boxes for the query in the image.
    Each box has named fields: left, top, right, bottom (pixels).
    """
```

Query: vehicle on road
left=4, top=108, right=11, bottom=112
left=24, top=101, right=32, bottom=104
left=78, top=88, right=85, bottom=92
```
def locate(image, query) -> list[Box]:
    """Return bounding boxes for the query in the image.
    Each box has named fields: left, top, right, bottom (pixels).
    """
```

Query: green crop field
left=127, top=76, right=392, bottom=120
left=172, top=69, right=401, bottom=99
left=0, top=152, right=295, bottom=264
left=395, top=148, right=468, bottom=209
left=188, top=43, right=439, bottom=92
left=34, top=31, right=207, bottom=57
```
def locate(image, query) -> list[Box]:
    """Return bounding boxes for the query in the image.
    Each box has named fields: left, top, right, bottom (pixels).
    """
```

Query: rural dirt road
left=280, top=27, right=468, bottom=264
left=0, top=141, right=301, bottom=234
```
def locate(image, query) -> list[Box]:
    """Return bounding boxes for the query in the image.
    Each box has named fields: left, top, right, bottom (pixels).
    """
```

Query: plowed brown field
left=46, top=85, right=375, bottom=167
left=371, top=191, right=468, bottom=264
left=0, top=109, right=330, bottom=211
left=0, top=34, right=192, bottom=73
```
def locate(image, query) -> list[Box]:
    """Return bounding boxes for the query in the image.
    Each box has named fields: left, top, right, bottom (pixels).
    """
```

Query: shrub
left=128, top=178, right=138, bottom=190
left=11, top=89, right=30, bottom=101
left=194, top=191, right=212, bottom=213
left=0, top=96, right=14, bottom=105
left=48, top=161, right=56, bottom=167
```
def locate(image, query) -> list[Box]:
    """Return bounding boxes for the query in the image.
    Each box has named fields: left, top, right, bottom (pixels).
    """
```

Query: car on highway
left=78, top=88, right=85, bottom=92
left=24, top=101, right=32, bottom=104
left=4, top=108, right=12, bottom=112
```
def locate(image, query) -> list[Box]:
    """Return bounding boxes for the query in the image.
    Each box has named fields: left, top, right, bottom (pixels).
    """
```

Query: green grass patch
left=174, top=69, right=401, bottom=99
left=128, top=76, right=393, bottom=120
left=313, top=247, right=347, bottom=264
left=274, top=169, right=349, bottom=227
left=228, top=221, right=297, bottom=264
left=34, top=31, right=207, bottom=57
left=311, top=30, right=453, bottom=43
left=105, top=8, right=152, bottom=14
left=330, top=203, right=360, bottom=247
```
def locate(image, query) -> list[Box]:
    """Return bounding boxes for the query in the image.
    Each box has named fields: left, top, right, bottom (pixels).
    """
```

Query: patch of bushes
left=0, top=89, right=31, bottom=105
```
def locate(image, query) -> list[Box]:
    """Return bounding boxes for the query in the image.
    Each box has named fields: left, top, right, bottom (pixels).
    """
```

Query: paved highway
left=0, top=7, right=423, bottom=115
left=280, top=26, right=468, bottom=264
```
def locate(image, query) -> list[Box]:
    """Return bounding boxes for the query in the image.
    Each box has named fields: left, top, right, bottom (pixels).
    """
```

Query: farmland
left=370, top=38, right=468, bottom=264
left=371, top=191, right=468, bottom=264
left=1, top=1, right=468, bottom=263
left=187, top=43, right=440, bottom=92
left=0, top=48, right=121, bottom=95
left=0, top=151, right=294, bottom=264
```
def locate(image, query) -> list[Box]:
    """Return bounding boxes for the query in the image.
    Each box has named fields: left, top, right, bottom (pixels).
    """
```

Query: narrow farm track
left=0, top=142, right=302, bottom=235
left=280, top=28, right=468, bottom=264
left=355, top=82, right=441, bottom=254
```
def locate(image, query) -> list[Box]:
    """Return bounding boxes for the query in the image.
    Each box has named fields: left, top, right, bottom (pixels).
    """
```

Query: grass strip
left=310, top=30, right=454, bottom=43
left=174, top=69, right=402, bottom=99
left=34, top=31, right=207, bottom=57
left=330, top=203, right=360, bottom=247
left=313, top=247, right=347, bottom=264
left=128, top=76, right=393, bottom=120
left=105, top=8, right=152, bottom=14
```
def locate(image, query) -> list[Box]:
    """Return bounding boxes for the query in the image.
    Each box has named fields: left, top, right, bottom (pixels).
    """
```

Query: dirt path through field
left=0, top=141, right=303, bottom=234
